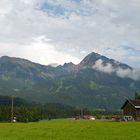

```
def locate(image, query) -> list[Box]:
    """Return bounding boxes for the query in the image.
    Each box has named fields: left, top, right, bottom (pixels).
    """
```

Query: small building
left=82, top=115, right=96, bottom=120
left=121, top=99, right=140, bottom=121
left=75, top=115, right=96, bottom=120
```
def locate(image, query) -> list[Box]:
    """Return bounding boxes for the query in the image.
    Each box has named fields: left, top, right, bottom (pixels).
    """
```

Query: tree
left=135, top=91, right=140, bottom=99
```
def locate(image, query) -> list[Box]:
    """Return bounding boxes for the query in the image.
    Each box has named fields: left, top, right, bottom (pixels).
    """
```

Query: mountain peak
left=63, top=62, right=75, bottom=67
left=78, top=52, right=132, bottom=70
left=78, top=52, right=105, bottom=68
left=0, top=56, right=10, bottom=60
left=62, top=62, right=77, bottom=73
left=0, top=54, right=139, bottom=109
left=87, top=52, right=102, bottom=58
left=0, top=56, right=43, bottom=68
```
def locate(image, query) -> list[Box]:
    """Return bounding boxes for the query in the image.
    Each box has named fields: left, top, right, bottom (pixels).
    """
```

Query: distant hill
left=0, top=52, right=140, bottom=110
left=0, top=95, right=29, bottom=106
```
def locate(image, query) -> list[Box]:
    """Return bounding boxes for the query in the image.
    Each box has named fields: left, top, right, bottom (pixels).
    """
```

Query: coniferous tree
left=135, top=91, right=140, bottom=99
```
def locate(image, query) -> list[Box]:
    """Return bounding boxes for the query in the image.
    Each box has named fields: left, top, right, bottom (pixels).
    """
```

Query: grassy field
left=0, top=119, right=140, bottom=140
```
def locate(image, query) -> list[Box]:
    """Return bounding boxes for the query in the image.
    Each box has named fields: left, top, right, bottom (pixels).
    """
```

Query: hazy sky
left=0, top=0, right=140, bottom=68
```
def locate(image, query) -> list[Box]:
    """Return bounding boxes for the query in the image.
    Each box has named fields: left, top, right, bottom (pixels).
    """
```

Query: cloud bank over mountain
left=93, top=59, right=140, bottom=80
left=0, top=0, right=140, bottom=67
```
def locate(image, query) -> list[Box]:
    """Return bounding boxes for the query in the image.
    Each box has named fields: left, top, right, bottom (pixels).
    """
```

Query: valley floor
left=0, top=119, right=139, bottom=140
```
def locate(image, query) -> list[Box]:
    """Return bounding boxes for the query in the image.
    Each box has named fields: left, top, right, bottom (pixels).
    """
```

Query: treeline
left=0, top=106, right=41, bottom=122
left=0, top=96, right=121, bottom=122
left=0, top=96, right=89, bottom=122
left=135, top=91, right=140, bottom=99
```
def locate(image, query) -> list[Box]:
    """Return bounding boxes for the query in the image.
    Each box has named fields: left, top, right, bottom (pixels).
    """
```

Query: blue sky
left=0, top=0, right=140, bottom=69
left=41, top=2, right=66, bottom=16
left=40, top=0, right=96, bottom=16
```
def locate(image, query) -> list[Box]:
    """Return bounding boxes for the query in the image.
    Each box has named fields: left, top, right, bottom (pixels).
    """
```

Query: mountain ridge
left=0, top=52, right=133, bottom=73
left=0, top=52, right=139, bottom=110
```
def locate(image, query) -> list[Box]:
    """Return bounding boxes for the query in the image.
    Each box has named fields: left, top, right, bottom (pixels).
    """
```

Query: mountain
left=0, top=53, right=140, bottom=110
left=0, top=95, right=30, bottom=106
left=78, top=52, right=132, bottom=69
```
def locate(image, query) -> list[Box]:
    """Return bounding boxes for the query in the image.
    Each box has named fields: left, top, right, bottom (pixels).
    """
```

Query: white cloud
left=116, top=68, right=140, bottom=80
left=93, top=59, right=140, bottom=80
left=92, top=59, right=115, bottom=74
left=116, top=68, right=132, bottom=79
left=0, top=0, right=140, bottom=67
left=0, top=36, right=80, bottom=65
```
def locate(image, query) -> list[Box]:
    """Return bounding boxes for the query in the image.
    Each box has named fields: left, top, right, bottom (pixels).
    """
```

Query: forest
left=0, top=96, right=121, bottom=122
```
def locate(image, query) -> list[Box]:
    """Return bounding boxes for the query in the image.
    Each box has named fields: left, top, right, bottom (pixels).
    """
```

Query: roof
left=121, top=99, right=140, bottom=109
left=82, top=115, right=95, bottom=118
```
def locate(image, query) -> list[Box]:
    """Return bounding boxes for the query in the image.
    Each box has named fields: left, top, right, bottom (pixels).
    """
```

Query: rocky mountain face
left=78, top=52, right=132, bottom=69
left=0, top=53, right=139, bottom=110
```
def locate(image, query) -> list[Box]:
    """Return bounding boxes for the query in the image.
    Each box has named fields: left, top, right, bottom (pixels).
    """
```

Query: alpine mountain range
left=0, top=52, right=140, bottom=110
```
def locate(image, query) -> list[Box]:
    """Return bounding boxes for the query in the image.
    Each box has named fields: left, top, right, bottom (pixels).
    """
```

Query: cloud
left=93, top=59, right=140, bottom=80
left=0, top=36, right=80, bottom=65
left=92, top=59, right=115, bottom=74
left=0, top=0, right=140, bottom=67
left=116, top=68, right=140, bottom=81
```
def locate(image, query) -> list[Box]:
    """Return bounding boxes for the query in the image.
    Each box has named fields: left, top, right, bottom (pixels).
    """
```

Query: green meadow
left=0, top=120, right=139, bottom=140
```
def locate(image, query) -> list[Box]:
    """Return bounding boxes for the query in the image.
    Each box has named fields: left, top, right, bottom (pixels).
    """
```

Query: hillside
left=0, top=53, right=140, bottom=109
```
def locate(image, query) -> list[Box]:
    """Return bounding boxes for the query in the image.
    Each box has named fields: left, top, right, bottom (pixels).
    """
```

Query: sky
left=0, top=0, right=140, bottom=68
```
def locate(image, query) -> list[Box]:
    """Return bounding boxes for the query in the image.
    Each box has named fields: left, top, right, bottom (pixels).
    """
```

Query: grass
left=0, top=119, right=139, bottom=140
